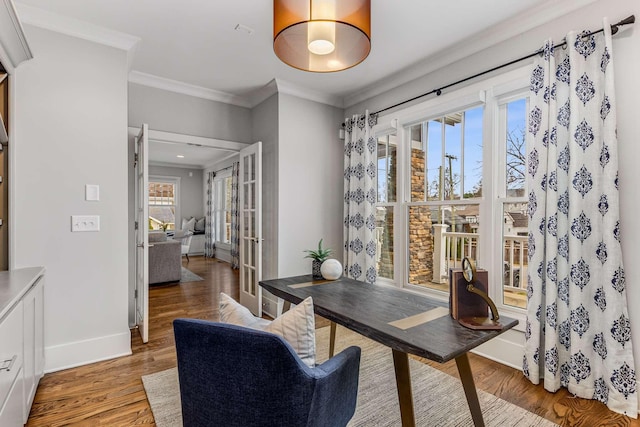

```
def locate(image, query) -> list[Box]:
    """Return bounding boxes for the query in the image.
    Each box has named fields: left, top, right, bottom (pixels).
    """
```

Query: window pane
left=377, top=134, right=397, bottom=203
left=502, top=202, right=528, bottom=308
left=425, top=121, right=442, bottom=201
left=409, top=124, right=425, bottom=202
left=506, top=99, right=527, bottom=196
left=464, top=107, right=483, bottom=198
left=443, top=113, right=462, bottom=200
left=375, top=206, right=394, bottom=279
left=408, top=204, right=479, bottom=292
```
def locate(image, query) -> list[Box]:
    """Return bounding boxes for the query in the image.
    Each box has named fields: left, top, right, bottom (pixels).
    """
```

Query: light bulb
left=308, top=21, right=335, bottom=55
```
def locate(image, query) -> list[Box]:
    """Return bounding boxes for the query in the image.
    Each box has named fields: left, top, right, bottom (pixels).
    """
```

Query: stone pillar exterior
left=408, top=149, right=434, bottom=285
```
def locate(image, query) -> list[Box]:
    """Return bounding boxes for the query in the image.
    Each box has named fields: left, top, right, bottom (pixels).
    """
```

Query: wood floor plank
left=26, top=256, right=639, bottom=426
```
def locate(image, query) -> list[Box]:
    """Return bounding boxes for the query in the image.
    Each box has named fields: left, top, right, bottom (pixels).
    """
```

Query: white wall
left=13, top=25, right=130, bottom=372
left=347, top=0, right=640, bottom=379
left=277, top=94, right=344, bottom=277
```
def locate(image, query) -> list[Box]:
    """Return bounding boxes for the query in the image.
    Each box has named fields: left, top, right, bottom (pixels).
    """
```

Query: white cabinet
left=0, top=268, right=45, bottom=425
left=21, top=277, right=44, bottom=420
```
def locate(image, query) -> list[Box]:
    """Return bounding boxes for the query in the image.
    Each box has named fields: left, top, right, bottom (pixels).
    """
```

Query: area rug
left=180, top=267, right=203, bottom=283
left=142, top=325, right=558, bottom=427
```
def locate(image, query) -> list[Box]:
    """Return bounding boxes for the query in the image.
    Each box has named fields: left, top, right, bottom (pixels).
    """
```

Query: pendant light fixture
left=273, top=0, right=371, bottom=72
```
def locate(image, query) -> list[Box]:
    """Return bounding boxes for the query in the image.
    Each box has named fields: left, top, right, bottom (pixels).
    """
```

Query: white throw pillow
left=219, top=293, right=316, bottom=367
left=181, top=217, right=195, bottom=232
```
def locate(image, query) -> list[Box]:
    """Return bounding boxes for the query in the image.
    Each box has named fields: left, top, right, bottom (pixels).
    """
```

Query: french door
left=239, top=141, right=263, bottom=315
left=134, top=124, right=149, bottom=343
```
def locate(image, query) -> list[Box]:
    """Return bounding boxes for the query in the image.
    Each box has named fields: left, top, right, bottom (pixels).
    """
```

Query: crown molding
left=344, top=0, right=599, bottom=108
left=14, top=3, right=139, bottom=68
left=245, top=79, right=279, bottom=107
left=0, top=0, right=33, bottom=72
left=14, top=3, right=140, bottom=51
left=129, top=71, right=252, bottom=108
left=274, top=78, right=344, bottom=108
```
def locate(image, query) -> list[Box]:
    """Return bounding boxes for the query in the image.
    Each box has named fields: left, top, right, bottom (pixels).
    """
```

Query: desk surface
left=260, top=275, right=518, bottom=363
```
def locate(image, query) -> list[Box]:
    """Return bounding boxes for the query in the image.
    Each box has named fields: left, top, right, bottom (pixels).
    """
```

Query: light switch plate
left=85, top=185, right=99, bottom=201
left=71, top=215, right=100, bottom=232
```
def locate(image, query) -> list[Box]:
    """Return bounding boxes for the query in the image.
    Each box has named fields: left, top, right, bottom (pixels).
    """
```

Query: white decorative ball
left=321, top=259, right=343, bottom=280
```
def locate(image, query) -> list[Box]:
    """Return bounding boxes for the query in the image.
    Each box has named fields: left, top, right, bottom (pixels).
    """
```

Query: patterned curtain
left=343, top=111, right=378, bottom=283
left=230, top=162, right=240, bottom=269
left=523, top=19, right=636, bottom=417
left=204, top=171, right=216, bottom=258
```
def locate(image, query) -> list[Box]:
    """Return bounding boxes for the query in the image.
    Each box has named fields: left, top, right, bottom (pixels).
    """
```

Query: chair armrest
left=307, top=346, right=361, bottom=427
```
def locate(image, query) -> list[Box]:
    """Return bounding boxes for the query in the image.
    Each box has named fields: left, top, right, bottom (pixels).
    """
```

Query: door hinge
left=135, top=221, right=139, bottom=230
left=134, top=153, right=138, bottom=168
left=134, top=289, right=138, bottom=298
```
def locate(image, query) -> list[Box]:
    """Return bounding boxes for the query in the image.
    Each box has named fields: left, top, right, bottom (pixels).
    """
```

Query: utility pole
left=444, top=153, right=457, bottom=199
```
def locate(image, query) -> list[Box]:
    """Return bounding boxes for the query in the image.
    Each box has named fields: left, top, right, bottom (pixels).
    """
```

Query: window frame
left=372, top=65, right=532, bottom=330
left=148, top=176, right=181, bottom=232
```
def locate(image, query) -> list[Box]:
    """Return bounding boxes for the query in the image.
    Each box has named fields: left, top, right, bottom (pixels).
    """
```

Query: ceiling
left=14, top=0, right=590, bottom=167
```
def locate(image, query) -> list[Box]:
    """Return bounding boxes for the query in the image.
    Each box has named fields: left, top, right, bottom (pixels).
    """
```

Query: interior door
left=134, top=124, right=149, bottom=343
left=239, top=141, right=263, bottom=316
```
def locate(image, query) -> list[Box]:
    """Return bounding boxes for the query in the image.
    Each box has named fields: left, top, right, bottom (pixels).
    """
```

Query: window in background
left=148, top=180, right=178, bottom=231
left=213, top=173, right=233, bottom=246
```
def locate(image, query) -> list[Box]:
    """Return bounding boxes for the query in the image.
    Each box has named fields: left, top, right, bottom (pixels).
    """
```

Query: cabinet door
left=22, top=276, right=44, bottom=422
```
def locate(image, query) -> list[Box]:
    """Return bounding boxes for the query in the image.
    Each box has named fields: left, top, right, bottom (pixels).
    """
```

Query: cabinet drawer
left=0, top=367, right=24, bottom=427
left=0, top=303, right=23, bottom=409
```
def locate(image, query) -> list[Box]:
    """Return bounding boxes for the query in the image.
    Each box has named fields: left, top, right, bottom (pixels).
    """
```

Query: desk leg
left=455, top=353, right=485, bottom=427
left=392, top=349, right=416, bottom=427
left=329, top=321, right=337, bottom=358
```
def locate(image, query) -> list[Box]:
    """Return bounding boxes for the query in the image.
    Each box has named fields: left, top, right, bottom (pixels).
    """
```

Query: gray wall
left=252, top=94, right=279, bottom=282
left=128, top=83, right=252, bottom=142
left=277, top=94, right=344, bottom=277
left=13, top=25, right=130, bottom=371
left=127, top=85, right=254, bottom=325
left=149, top=165, right=204, bottom=222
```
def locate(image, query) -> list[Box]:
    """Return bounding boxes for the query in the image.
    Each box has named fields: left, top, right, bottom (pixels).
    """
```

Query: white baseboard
left=471, top=329, right=524, bottom=370
left=44, top=330, right=132, bottom=373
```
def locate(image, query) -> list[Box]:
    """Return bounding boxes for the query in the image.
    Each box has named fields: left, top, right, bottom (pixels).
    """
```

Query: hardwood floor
left=26, top=256, right=638, bottom=426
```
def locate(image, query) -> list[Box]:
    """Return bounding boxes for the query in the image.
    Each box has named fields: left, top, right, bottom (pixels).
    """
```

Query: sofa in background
left=149, top=231, right=181, bottom=284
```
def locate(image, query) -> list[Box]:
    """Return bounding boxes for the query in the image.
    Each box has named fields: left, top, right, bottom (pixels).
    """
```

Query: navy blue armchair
left=173, top=319, right=361, bottom=427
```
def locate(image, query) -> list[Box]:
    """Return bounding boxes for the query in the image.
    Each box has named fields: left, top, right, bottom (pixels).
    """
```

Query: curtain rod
left=367, top=15, right=635, bottom=117
left=214, top=164, right=234, bottom=174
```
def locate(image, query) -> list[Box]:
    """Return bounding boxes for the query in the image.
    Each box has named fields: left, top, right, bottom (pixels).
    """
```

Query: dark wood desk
left=260, top=275, right=518, bottom=427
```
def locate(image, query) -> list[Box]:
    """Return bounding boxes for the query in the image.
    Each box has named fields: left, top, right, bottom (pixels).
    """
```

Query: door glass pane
left=244, top=184, right=249, bottom=209
left=408, top=204, right=479, bottom=292
left=244, top=156, right=249, bottom=182
left=375, top=206, right=394, bottom=279
left=250, top=153, right=256, bottom=181
left=249, top=182, right=255, bottom=209
left=502, top=202, right=528, bottom=308
left=443, top=113, right=462, bottom=200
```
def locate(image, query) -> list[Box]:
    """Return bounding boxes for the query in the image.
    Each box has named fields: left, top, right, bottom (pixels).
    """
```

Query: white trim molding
left=127, top=126, right=250, bottom=153
left=14, top=3, right=139, bottom=68
left=0, top=0, right=33, bottom=72
left=129, top=71, right=251, bottom=108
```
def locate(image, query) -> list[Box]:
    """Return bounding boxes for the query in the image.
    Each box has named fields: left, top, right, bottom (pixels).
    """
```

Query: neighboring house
left=0, top=0, right=638, bottom=391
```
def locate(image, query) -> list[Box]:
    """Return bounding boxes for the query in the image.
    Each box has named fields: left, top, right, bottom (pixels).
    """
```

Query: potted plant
left=304, top=239, right=332, bottom=280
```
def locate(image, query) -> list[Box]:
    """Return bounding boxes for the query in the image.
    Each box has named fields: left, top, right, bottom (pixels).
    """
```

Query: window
left=371, top=66, right=531, bottom=319
left=405, top=106, right=483, bottom=292
left=376, top=133, right=397, bottom=280
left=148, top=178, right=179, bottom=231
left=497, top=96, right=530, bottom=309
left=213, top=172, right=232, bottom=246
